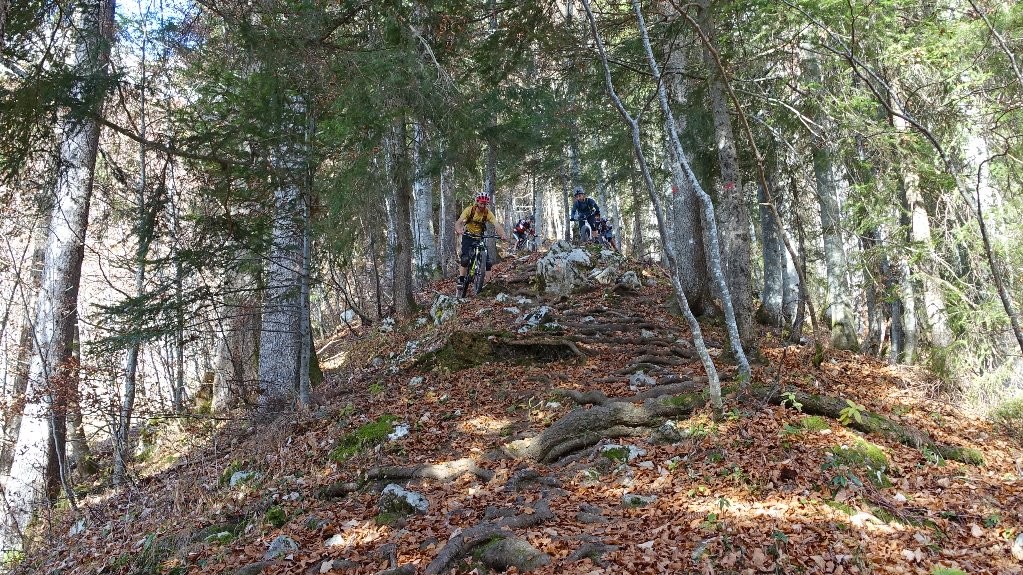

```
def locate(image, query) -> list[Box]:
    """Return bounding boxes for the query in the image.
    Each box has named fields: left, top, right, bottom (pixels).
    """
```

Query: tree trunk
left=801, top=47, right=858, bottom=350
left=439, top=161, right=455, bottom=277
left=757, top=172, right=785, bottom=326
left=411, top=122, right=439, bottom=282
left=583, top=0, right=726, bottom=411
left=257, top=97, right=309, bottom=416
left=392, top=122, right=417, bottom=319
left=2, top=0, right=115, bottom=550
left=696, top=0, right=752, bottom=346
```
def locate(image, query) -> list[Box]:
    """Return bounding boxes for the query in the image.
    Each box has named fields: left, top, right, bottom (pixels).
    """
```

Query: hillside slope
left=16, top=249, right=1023, bottom=575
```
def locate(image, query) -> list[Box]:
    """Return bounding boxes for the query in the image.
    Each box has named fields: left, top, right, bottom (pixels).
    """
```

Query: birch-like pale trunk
left=583, top=0, right=725, bottom=409
left=695, top=0, right=753, bottom=345
left=411, top=122, right=439, bottom=282
left=2, top=0, right=115, bottom=550
left=439, top=161, right=455, bottom=277
left=627, top=0, right=750, bottom=380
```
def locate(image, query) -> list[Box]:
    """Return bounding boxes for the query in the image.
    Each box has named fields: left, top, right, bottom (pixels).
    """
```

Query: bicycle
left=571, top=217, right=593, bottom=244
left=593, top=219, right=621, bottom=254
left=457, top=232, right=501, bottom=298
left=513, top=231, right=537, bottom=253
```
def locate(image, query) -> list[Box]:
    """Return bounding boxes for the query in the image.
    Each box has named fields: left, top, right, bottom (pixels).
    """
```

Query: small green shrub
left=990, top=397, right=1023, bottom=443
left=930, top=568, right=967, bottom=575
left=265, top=506, right=288, bottom=528
left=330, top=414, right=397, bottom=462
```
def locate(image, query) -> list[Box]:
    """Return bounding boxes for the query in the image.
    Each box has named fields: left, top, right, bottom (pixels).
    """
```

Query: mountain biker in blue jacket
left=569, top=187, right=600, bottom=240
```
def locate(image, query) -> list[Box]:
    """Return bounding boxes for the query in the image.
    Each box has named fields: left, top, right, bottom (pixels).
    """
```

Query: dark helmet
left=528, top=214, right=535, bottom=222
left=573, top=187, right=585, bottom=197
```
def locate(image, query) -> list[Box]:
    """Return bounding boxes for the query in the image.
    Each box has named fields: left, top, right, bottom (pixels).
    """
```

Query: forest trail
left=17, top=249, right=1023, bottom=575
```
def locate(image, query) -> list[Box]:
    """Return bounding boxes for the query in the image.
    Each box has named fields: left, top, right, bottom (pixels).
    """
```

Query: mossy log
left=424, top=500, right=555, bottom=575
left=753, top=387, right=984, bottom=465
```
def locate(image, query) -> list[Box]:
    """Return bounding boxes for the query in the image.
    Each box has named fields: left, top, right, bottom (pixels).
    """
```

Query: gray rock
left=229, top=471, right=259, bottom=487
left=478, top=537, right=550, bottom=572
left=379, top=483, right=429, bottom=514
left=575, top=512, right=608, bottom=524
left=324, top=533, right=346, bottom=547
left=1013, top=532, right=1023, bottom=561
left=617, top=270, right=642, bottom=291
left=429, top=294, right=459, bottom=325
left=264, top=535, right=298, bottom=560
left=503, top=306, right=520, bottom=315
left=628, top=371, right=656, bottom=390
left=518, top=305, right=553, bottom=333
left=378, top=317, right=395, bottom=333
left=536, top=241, right=592, bottom=296
left=408, top=376, right=424, bottom=387
left=495, top=292, right=510, bottom=302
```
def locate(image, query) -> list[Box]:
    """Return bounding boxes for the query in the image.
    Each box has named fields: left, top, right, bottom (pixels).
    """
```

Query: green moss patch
left=330, top=414, right=397, bottom=463
left=800, top=416, right=829, bottom=432
left=830, top=439, right=891, bottom=487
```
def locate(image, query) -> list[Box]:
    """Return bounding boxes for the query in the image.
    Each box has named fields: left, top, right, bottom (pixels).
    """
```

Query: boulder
left=536, top=241, right=592, bottom=297
left=429, top=294, right=458, bottom=325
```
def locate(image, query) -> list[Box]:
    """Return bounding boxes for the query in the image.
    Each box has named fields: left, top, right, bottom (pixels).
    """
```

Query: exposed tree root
left=516, top=384, right=982, bottom=466
left=424, top=500, right=555, bottom=575
left=505, top=468, right=563, bottom=491
left=318, top=458, right=493, bottom=499
left=367, top=458, right=494, bottom=483
left=567, top=539, right=620, bottom=566
left=556, top=383, right=698, bottom=407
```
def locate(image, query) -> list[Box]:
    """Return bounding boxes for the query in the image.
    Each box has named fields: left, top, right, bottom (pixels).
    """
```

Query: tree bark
left=411, top=122, right=439, bottom=282
left=257, top=96, right=309, bottom=415
left=391, top=122, right=417, bottom=319
left=696, top=0, right=752, bottom=346
left=2, top=0, right=115, bottom=550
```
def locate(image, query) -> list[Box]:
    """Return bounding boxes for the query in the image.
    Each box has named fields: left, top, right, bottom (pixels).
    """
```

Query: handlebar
left=462, top=232, right=504, bottom=241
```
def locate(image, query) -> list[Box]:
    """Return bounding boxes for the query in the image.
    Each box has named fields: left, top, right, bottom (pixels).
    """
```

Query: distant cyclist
left=569, top=187, right=600, bottom=241
left=454, top=192, right=508, bottom=290
left=593, top=216, right=619, bottom=252
left=512, top=215, right=536, bottom=249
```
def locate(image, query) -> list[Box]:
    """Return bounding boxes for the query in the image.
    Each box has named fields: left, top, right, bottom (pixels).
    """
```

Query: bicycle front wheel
left=473, top=248, right=487, bottom=295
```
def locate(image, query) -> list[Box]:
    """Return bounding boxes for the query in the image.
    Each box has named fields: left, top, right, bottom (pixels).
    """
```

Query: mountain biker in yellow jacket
left=454, top=192, right=508, bottom=289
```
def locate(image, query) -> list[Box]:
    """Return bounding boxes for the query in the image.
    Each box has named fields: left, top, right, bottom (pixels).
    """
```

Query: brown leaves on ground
left=19, top=254, right=1023, bottom=575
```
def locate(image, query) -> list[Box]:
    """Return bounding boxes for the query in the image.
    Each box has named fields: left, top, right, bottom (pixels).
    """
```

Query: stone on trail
left=264, top=535, right=298, bottom=560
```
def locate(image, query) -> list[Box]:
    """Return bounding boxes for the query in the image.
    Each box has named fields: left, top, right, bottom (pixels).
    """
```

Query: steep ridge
left=15, top=248, right=1023, bottom=575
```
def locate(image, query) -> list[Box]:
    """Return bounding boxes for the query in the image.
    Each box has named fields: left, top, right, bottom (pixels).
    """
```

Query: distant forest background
left=0, top=0, right=1021, bottom=554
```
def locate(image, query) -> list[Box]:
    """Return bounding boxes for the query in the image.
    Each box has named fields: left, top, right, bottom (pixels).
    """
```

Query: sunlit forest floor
left=16, top=251, right=1023, bottom=575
